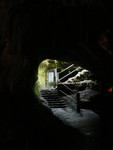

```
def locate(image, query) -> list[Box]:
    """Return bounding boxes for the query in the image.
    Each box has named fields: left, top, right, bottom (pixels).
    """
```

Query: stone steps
left=40, top=89, right=67, bottom=108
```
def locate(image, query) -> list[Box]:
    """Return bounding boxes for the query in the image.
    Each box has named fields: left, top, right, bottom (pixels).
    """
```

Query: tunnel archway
left=33, top=57, right=102, bottom=127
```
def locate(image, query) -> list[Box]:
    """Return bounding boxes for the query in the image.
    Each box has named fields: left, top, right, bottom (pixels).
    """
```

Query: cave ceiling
left=0, top=0, right=113, bottom=88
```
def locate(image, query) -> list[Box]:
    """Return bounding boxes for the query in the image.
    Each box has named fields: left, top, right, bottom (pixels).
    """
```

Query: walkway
left=39, top=88, right=100, bottom=137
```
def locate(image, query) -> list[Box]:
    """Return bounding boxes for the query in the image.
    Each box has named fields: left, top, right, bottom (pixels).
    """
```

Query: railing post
left=76, top=92, right=80, bottom=113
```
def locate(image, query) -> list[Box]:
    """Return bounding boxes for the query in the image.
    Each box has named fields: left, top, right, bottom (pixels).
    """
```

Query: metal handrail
left=59, top=90, right=76, bottom=101
left=59, top=64, right=74, bottom=74
left=59, top=68, right=77, bottom=82
left=58, top=79, right=75, bottom=94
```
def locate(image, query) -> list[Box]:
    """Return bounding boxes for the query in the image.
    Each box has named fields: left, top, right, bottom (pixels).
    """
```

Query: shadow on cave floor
left=0, top=90, right=101, bottom=150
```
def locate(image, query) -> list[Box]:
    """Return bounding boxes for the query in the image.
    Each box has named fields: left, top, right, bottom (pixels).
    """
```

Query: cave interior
left=0, top=0, right=113, bottom=150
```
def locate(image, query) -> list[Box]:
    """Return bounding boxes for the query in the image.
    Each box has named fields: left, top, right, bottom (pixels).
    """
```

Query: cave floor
left=52, top=107, right=100, bottom=136
left=39, top=88, right=100, bottom=137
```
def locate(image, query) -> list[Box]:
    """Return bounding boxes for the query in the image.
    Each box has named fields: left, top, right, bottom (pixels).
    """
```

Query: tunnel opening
left=35, top=59, right=101, bottom=113
left=36, top=59, right=79, bottom=89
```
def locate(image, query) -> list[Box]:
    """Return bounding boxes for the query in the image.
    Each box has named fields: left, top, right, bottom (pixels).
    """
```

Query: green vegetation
left=37, top=59, right=69, bottom=88
left=34, top=81, right=39, bottom=98
left=34, top=59, right=79, bottom=98
left=34, top=59, right=100, bottom=97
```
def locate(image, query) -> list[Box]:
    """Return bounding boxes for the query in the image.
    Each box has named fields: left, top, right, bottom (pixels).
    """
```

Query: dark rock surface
left=0, top=1, right=113, bottom=150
